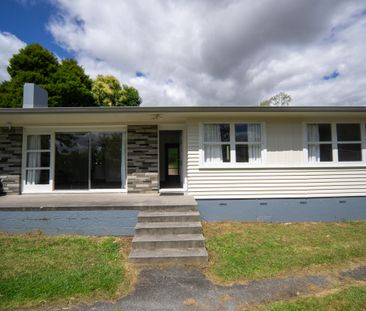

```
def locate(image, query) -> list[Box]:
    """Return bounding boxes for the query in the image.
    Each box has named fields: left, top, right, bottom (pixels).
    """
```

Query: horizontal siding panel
left=187, top=122, right=366, bottom=199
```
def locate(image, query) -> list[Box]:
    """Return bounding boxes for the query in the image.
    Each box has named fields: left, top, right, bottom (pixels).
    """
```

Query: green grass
left=0, top=233, right=131, bottom=310
left=258, top=285, right=366, bottom=311
left=204, top=221, right=366, bottom=282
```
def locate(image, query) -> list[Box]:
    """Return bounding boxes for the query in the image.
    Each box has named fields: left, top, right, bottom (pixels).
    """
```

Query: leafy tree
left=259, top=92, right=292, bottom=107
left=92, top=75, right=141, bottom=106
left=47, top=59, right=94, bottom=107
left=0, top=44, right=94, bottom=107
left=119, top=84, right=142, bottom=106
left=0, top=43, right=141, bottom=107
left=0, top=44, right=58, bottom=107
left=7, top=43, right=59, bottom=79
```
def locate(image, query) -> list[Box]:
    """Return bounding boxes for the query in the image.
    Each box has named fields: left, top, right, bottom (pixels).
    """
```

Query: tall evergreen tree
left=0, top=44, right=94, bottom=107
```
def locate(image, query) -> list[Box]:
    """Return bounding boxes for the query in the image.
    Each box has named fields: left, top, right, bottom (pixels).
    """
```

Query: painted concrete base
left=198, top=197, right=366, bottom=222
left=0, top=210, right=138, bottom=236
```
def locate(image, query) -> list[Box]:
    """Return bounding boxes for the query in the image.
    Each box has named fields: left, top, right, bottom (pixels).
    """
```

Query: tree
left=91, top=75, right=141, bottom=106
left=119, top=84, right=142, bottom=106
left=259, top=92, right=292, bottom=107
left=0, top=44, right=94, bottom=107
left=0, top=43, right=142, bottom=107
left=47, top=59, right=94, bottom=107
left=0, top=44, right=58, bottom=107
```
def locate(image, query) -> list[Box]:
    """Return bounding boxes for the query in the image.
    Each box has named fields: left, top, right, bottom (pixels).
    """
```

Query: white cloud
left=47, top=0, right=366, bottom=106
left=0, top=32, right=26, bottom=82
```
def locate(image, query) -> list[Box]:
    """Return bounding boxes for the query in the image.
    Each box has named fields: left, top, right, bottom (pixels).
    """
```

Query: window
left=54, top=132, right=124, bottom=190
left=336, top=124, right=362, bottom=161
left=306, top=123, right=363, bottom=163
left=23, top=129, right=126, bottom=193
left=307, top=124, right=333, bottom=162
left=203, top=124, right=230, bottom=163
left=25, top=135, right=51, bottom=185
left=203, top=123, right=263, bottom=164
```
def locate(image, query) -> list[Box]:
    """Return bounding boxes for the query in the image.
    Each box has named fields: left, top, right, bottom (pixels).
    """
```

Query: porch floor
left=0, top=193, right=197, bottom=211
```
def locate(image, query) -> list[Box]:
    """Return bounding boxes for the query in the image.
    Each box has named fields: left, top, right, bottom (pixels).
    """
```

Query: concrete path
left=64, top=266, right=366, bottom=311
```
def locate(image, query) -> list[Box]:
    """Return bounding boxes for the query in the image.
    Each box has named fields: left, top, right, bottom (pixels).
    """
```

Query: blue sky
left=0, top=0, right=71, bottom=59
left=0, top=0, right=366, bottom=106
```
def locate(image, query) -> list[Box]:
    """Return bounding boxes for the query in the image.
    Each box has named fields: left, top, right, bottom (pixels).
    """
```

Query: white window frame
left=22, top=126, right=127, bottom=193
left=303, top=122, right=366, bottom=166
left=200, top=122, right=266, bottom=168
left=22, top=130, right=53, bottom=193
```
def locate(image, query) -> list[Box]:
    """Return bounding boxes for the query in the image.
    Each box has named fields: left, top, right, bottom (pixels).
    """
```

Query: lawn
left=0, top=232, right=132, bottom=310
left=257, top=285, right=366, bottom=311
left=204, top=221, right=366, bottom=282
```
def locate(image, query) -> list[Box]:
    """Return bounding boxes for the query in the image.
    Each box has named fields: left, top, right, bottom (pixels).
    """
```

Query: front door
left=159, top=131, right=183, bottom=189
left=165, top=143, right=180, bottom=188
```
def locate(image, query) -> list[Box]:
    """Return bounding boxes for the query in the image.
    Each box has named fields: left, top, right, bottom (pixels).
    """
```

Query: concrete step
left=128, top=247, right=208, bottom=263
left=138, top=211, right=201, bottom=223
left=132, top=233, right=205, bottom=249
left=139, top=204, right=197, bottom=212
left=134, top=221, right=203, bottom=235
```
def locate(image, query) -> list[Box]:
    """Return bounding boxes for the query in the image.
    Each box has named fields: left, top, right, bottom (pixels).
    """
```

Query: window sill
left=199, top=163, right=366, bottom=170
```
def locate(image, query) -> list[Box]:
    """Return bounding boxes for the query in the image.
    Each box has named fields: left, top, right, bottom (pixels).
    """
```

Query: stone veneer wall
left=0, top=127, right=23, bottom=195
left=127, top=125, right=158, bottom=193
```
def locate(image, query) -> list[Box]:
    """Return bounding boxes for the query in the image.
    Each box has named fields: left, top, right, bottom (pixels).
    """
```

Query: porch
left=0, top=193, right=196, bottom=211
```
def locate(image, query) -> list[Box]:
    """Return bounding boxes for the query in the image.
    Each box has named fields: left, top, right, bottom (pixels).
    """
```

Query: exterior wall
left=127, top=125, right=158, bottom=193
left=0, top=210, right=138, bottom=235
left=187, top=121, right=366, bottom=198
left=198, top=197, right=366, bottom=222
left=0, top=127, right=23, bottom=195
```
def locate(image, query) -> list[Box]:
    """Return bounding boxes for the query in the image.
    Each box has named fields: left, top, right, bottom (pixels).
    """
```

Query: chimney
left=23, top=83, right=48, bottom=108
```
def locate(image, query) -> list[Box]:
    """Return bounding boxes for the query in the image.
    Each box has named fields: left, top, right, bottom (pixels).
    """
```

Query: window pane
left=26, top=152, right=50, bottom=167
left=307, top=124, right=331, bottom=142
left=236, top=145, right=248, bottom=162
left=26, top=169, right=49, bottom=185
left=204, top=144, right=230, bottom=163
left=248, top=124, right=261, bottom=142
left=337, top=124, right=361, bottom=141
left=235, top=124, right=248, bottom=142
left=319, top=144, right=333, bottom=161
left=55, top=133, right=89, bottom=190
left=91, top=132, right=122, bottom=189
left=338, top=143, right=362, bottom=161
left=318, top=124, right=332, bottom=141
left=204, top=124, right=230, bottom=142
left=27, top=135, right=50, bottom=150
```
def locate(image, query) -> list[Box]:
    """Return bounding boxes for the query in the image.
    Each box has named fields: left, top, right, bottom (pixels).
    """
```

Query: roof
left=1, top=106, right=366, bottom=114
left=1, top=106, right=366, bottom=126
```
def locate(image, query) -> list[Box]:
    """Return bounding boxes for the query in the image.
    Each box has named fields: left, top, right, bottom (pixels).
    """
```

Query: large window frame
left=304, top=122, right=366, bottom=166
left=22, top=126, right=127, bottom=193
left=200, top=122, right=266, bottom=167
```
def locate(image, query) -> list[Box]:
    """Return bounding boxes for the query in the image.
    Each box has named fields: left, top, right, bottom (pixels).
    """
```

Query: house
left=1, top=84, right=366, bottom=221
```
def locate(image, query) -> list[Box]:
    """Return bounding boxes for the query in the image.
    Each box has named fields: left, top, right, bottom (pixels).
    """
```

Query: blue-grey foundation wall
left=0, top=210, right=138, bottom=236
left=197, top=197, right=366, bottom=222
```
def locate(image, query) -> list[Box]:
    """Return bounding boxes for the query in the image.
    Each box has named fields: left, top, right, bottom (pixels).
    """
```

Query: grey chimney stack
left=23, top=83, right=48, bottom=108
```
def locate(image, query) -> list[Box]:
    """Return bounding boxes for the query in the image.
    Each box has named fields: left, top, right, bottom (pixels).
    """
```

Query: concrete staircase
left=128, top=202, right=208, bottom=263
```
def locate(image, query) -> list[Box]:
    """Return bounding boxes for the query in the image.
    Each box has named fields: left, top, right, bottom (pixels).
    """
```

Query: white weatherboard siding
left=187, top=122, right=366, bottom=199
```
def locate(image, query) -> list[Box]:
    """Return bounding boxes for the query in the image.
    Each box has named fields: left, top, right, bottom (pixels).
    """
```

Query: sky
left=1, top=0, right=366, bottom=107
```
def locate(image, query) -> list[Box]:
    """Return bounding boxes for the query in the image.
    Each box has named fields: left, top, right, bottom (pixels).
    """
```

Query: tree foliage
left=46, top=59, right=94, bottom=107
left=0, top=44, right=141, bottom=108
left=259, top=92, right=292, bottom=107
left=91, top=75, right=141, bottom=106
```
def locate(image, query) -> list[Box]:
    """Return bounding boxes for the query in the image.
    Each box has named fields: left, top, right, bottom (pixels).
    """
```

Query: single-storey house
left=1, top=84, right=366, bottom=221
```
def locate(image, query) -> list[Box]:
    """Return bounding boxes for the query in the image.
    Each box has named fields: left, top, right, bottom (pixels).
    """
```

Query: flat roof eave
left=0, top=105, right=366, bottom=114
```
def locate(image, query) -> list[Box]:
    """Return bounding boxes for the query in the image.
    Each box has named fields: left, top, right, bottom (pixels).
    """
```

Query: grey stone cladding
left=0, top=127, right=23, bottom=195
left=127, top=125, right=158, bottom=193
